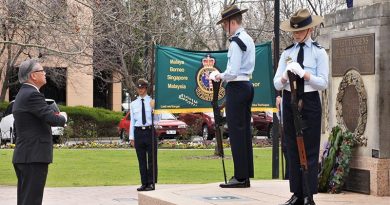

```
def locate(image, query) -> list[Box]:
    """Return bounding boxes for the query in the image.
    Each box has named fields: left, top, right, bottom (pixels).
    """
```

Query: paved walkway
left=1, top=181, right=389, bottom=205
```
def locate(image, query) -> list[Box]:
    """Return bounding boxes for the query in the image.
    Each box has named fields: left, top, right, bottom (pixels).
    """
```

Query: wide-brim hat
left=216, top=5, right=248, bottom=25
left=280, top=8, right=323, bottom=32
left=137, top=78, right=148, bottom=88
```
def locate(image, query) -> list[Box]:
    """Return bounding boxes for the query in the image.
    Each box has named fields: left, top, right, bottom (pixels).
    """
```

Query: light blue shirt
left=129, top=95, right=154, bottom=140
left=220, top=27, right=255, bottom=81
left=273, top=37, right=329, bottom=91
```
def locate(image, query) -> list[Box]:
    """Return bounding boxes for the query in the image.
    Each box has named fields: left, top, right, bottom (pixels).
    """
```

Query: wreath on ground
left=318, top=126, right=356, bottom=193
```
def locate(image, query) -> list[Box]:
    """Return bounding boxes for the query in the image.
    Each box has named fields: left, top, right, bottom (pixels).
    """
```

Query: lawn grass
left=0, top=148, right=279, bottom=187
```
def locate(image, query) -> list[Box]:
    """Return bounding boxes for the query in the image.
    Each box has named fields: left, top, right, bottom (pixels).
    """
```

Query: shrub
left=58, top=105, right=123, bottom=140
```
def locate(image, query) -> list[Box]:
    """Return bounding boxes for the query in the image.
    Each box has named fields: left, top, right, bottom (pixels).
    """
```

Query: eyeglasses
left=32, top=69, right=45, bottom=73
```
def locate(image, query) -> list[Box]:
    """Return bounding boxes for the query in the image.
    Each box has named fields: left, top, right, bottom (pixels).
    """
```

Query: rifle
left=211, top=80, right=227, bottom=184
left=287, top=71, right=313, bottom=202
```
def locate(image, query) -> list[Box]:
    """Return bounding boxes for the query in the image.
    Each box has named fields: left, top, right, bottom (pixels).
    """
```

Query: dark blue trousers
left=134, top=128, right=158, bottom=185
left=226, top=81, right=254, bottom=179
left=283, top=90, right=322, bottom=197
left=14, top=163, right=48, bottom=205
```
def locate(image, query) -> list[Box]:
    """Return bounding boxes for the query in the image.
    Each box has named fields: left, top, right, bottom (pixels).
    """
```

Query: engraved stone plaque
left=332, top=34, right=375, bottom=76
left=343, top=168, right=370, bottom=194
left=342, top=85, right=360, bottom=132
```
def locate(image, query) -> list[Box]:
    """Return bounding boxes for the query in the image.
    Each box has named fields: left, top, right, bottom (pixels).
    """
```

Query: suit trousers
left=13, top=163, right=49, bottom=205
left=225, top=81, right=254, bottom=179
left=134, top=128, right=158, bottom=185
left=283, top=90, right=322, bottom=197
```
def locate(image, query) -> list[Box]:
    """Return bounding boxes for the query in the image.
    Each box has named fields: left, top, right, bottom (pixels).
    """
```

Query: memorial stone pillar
left=318, top=0, right=390, bottom=196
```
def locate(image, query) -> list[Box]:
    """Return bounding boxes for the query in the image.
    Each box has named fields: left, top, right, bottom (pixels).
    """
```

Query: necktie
left=296, top=43, right=305, bottom=99
left=141, top=99, right=146, bottom=125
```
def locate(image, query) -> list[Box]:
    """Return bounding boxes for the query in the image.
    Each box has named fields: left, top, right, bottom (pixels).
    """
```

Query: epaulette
left=229, top=36, right=247, bottom=51
left=284, top=43, right=294, bottom=50
left=312, top=42, right=324, bottom=49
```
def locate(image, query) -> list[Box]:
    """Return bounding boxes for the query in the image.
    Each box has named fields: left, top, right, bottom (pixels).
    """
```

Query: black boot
left=279, top=194, right=303, bottom=205
left=145, top=183, right=155, bottom=191
left=303, top=197, right=315, bottom=205
left=137, top=184, right=148, bottom=191
left=219, top=176, right=250, bottom=188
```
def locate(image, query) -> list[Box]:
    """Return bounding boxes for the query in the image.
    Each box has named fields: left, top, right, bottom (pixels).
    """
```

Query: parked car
left=0, top=99, right=66, bottom=145
left=117, top=112, right=188, bottom=140
left=221, top=111, right=273, bottom=139
left=155, top=113, right=187, bottom=139
left=252, top=111, right=273, bottom=138
left=178, top=112, right=215, bottom=140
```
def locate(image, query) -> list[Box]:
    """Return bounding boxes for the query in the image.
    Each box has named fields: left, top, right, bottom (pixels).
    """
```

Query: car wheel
left=267, top=124, right=273, bottom=139
left=201, top=125, right=209, bottom=140
left=53, top=135, right=60, bottom=144
left=10, top=127, right=16, bottom=144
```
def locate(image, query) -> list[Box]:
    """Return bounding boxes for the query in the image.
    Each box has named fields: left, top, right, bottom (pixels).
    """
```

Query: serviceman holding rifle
left=273, top=8, right=329, bottom=205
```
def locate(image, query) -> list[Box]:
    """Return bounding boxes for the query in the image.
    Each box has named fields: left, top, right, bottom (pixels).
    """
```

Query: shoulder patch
left=284, top=43, right=294, bottom=50
left=230, top=37, right=247, bottom=51
left=312, top=42, right=324, bottom=49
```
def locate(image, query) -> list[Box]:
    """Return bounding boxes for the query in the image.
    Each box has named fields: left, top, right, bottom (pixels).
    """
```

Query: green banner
left=154, top=42, right=275, bottom=114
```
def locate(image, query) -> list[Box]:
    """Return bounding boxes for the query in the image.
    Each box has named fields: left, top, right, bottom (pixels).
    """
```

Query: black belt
left=135, top=126, right=153, bottom=130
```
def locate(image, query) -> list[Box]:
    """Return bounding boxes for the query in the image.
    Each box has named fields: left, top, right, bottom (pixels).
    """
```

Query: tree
left=0, top=0, right=93, bottom=101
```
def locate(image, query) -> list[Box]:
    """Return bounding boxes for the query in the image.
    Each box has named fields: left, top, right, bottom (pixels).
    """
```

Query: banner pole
left=151, top=39, right=156, bottom=189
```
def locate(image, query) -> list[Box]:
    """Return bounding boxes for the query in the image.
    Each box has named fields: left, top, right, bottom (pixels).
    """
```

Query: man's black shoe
left=144, top=184, right=155, bottom=191
left=137, top=184, right=148, bottom=191
left=303, top=197, right=315, bottom=205
left=279, top=194, right=304, bottom=205
left=219, top=176, right=249, bottom=188
left=245, top=178, right=250, bottom=187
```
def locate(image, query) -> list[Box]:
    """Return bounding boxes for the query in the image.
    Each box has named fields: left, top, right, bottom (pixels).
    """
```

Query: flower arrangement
left=318, top=126, right=356, bottom=193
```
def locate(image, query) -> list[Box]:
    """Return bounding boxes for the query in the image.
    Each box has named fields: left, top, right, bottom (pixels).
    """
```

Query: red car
left=155, top=113, right=187, bottom=139
left=178, top=112, right=215, bottom=140
left=118, top=112, right=131, bottom=140
left=252, top=112, right=273, bottom=138
left=118, top=112, right=188, bottom=140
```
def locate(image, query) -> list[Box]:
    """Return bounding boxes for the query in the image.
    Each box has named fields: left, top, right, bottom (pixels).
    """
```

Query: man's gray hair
left=18, top=59, right=39, bottom=83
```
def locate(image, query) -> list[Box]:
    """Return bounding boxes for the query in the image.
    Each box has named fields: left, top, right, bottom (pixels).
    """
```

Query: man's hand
left=59, top=112, right=68, bottom=122
left=130, top=140, right=134, bottom=147
left=287, top=62, right=305, bottom=78
left=209, top=70, right=221, bottom=82
left=150, top=99, right=155, bottom=109
left=276, top=96, right=282, bottom=111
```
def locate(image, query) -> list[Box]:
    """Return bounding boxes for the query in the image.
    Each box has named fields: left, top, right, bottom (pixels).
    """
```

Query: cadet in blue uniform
left=273, top=9, right=329, bottom=205
left=210, top=4, right=255, bottom=188
left=129, top=78, right=157, bottom=191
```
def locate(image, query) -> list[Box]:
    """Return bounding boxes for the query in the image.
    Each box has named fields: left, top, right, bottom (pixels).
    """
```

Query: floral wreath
left=318, top=126, right=356, bottom=193
left=335, top=69, right=367, bottom=146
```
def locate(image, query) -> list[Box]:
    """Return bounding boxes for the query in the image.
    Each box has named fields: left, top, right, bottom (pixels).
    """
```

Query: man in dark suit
left=12, top=59, right=67, bottom=205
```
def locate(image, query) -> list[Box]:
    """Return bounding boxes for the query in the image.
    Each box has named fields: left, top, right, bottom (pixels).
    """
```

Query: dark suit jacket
left=12, top=84, right=66, bottom=164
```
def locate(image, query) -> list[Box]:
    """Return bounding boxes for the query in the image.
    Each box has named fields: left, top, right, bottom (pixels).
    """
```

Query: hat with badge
left=280, top=8, right=323, bottom=32
left=137, top=78, right=148, bottom=88
left=216, top=3, right=248, bottom=25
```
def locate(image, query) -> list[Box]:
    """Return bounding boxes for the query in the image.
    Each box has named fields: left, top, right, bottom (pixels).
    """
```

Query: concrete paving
left=1, top=180, right=389, bottom=205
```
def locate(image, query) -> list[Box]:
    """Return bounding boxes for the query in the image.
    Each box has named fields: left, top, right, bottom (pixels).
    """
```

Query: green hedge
left=58, top=105, right=124, bottom=141
left=0, top=101, right=10, bottom=113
